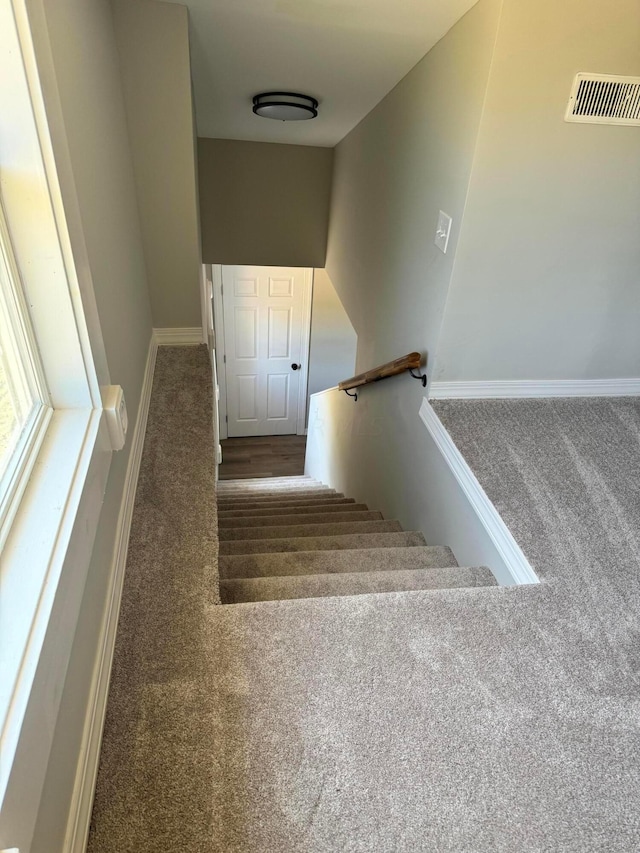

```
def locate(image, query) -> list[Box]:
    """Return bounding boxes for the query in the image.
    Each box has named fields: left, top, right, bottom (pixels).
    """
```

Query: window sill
left=0, top=407, right=111, bottom=806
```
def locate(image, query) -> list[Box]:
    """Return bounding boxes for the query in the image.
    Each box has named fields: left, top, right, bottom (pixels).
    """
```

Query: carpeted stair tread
left=217, top=477, right=329, bottom=495
left=217, top=475, right=313, bottom=487
left=216, top=495, right=352, bottom=510
left=217, top=488, right=338, bottom=503
left=218, top=545, right=458, bottom=579
left=218, top=481, right=313, bottom=489
left=217, top=501, right=366, bottom=519
left=217, top=479, right=325, bottom=489
left=219, top=519, right=402, bottom=541
left=218, top=472, right=304, bottom=483
left=214, top=476, right=487, bottom=601
left=218, top=510, right=380, bottom=528
left=217, top=482, right=329, bottom=493
left=217, top=482, right=327, bottom=493
left=217, top=493, right=344, bottom=508
left=219, top=530, right=427, bottom=555
left=220, top=566, right=497, bottom=603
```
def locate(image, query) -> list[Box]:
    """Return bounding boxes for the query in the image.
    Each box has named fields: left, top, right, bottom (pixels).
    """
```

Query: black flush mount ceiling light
left=252, top=92, right=318, bottom=121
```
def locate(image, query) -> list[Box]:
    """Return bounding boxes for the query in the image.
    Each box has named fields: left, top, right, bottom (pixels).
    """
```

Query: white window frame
left=0, top=0, right=114, bottom=845
left=0, top=204, right=52, bottom=543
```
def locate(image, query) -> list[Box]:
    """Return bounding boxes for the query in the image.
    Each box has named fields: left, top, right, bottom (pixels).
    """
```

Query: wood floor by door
left=218, top=435, right=307, bottom=479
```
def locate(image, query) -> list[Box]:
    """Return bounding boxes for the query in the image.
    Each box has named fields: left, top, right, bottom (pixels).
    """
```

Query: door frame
left=211, top=264, right=313, bottom=440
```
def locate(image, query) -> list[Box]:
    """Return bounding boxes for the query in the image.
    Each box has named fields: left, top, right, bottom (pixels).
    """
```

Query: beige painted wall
left=308, top=269, right=357, bottom=407
left=198, top=138, right=334, bottom=268
left=27, top=0, right=153, bottom=849
left=325, top=0, right=502, bottom=377
left=112, top=0, right=201, bottom=329
left=434, top=0, right=640, bottom=381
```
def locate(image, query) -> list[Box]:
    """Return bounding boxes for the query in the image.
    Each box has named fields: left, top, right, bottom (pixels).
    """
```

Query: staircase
left=217, top=475, right=496, bottom=603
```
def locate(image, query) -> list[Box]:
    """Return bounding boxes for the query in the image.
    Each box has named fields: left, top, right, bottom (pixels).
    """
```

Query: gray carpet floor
left=87, top=346, right=219, bottom=851
left=88, top=357, right=640, bottom=852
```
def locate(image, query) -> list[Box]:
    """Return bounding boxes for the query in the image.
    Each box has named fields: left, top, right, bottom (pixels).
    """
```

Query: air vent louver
left=565, top=73, right=640, bottom=125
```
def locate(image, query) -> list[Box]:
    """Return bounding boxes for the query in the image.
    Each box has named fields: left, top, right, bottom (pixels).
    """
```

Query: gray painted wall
left=29, top=0, right=153, bottom=848
left=113, top=0, right=201, bottom=329
left=434, top=0, right=640, bottom=382
left=307, top=269, right=357, bottom=406
left=305, top=384, right=516, bottom=585
left=317, top=0, right=639, bottom=574
left=198, top=138, right=334, bottom=268
left=302, top=0, right=503, bottom=574
left=325, top=0, right=502, bottom=378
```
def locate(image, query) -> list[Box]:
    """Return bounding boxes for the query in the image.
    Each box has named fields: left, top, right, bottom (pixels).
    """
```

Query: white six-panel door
left=222, top=266, right=312, bottom=437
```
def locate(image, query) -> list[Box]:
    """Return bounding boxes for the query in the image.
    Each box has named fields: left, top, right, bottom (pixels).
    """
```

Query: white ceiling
left=179, top=0, right=480, bottom=147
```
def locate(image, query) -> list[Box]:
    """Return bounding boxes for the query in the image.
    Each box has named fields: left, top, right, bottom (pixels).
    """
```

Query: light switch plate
left=435, top=210, right=453, bottom=253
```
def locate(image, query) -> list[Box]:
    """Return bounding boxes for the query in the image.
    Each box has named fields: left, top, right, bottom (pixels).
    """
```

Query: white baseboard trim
left=429, top=378, right=640, bottom=400
left=419, top=398, right=539, bottom=586
left=153, top=326, right=203, bottom=346
left=63, top=335, right=158, bottom=853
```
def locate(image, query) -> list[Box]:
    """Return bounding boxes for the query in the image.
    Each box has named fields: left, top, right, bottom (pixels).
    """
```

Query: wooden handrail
left=339, top=352, right=424, bottom=393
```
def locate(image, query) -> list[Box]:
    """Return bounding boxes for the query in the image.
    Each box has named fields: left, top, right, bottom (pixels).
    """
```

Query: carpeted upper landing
left=88, top=353, right=640, bottom=852
left=434, top=397, right=640, bottom=608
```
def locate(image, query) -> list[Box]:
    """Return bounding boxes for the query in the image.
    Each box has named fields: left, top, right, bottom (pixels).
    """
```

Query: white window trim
left=0, top=0, right=114, bottom=844
left=0, top=204, right=52, bottom=546
left=0, top=409, right=106, bottom=791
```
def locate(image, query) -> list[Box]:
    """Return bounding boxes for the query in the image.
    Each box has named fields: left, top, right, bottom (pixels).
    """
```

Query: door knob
left=291, top=363, right=301, bottom=370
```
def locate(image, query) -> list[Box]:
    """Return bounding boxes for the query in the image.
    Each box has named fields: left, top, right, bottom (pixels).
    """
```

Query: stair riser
left=218, top=511, right=380, bottom=529
left=220, top=566, right=497, bottom=603
left=218, top=546, right=458, bottom=579
left=216, top=483, right=329, bottom=495
left=219, top=520, right=402, bottom=541
left=217, top=476, right=311, bottom=486
left=217, top=489, right=336, bottom=503
left=219, top=531, right=427, bottom=556
left=217, top=502, right=365, bottom=519
left=217, top=497, right=348, bottom=512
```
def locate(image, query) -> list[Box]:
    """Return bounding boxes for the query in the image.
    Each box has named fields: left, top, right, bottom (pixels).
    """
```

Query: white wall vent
left=565, top=73, right=640, bottom=125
